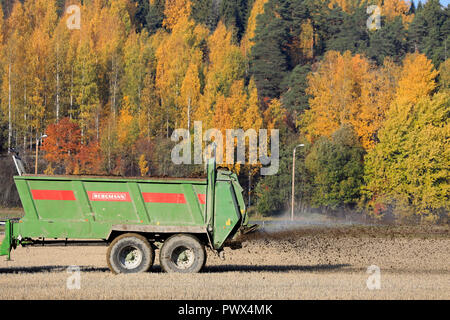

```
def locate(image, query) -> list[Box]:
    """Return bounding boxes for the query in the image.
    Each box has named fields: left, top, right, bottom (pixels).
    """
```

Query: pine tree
left=325, top=5, right=369, bottom=55
left=250, top=0, right=291, bottom=103
left=303, top=0, right=343, bottom=57
left=408, top=0, right=448, bottom=67
left=408, top=1, right=415, bottom=15
left=380, top=0, right=414, bottom=25
left=368, top=16, right=407, bottom=64
left=133, top=0, right=150, bottom=31
left=240, top=0, right=269, bottom=57
left=306, top=124, right=365, bottom=209
left=146, top=0, right=165, bottom=34
left=417, top=1, right=423, bottom=11
left=219, top=0, right=250, bottom=41
left=191, top=0, right=216, bottom=30
left=280, top=64, right=311, bottom=115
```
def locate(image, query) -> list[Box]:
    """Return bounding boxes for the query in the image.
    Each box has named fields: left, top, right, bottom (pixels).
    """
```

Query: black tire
left=160, top=234, right=205, bottom=273
left=202, top=246, right=207, bottom=269
left=107, top=233, right=154, bottom=274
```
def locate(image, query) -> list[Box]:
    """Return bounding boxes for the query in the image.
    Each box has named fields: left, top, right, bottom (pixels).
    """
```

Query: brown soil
left=0, top=225, right=448, bottom=299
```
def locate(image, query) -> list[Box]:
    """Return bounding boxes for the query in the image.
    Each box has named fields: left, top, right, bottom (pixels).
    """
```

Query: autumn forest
left=0, top=0, right=448, bottom=222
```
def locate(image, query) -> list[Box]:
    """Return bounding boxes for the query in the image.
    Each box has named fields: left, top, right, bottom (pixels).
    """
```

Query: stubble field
left=0, top=224, right=449, bottom=300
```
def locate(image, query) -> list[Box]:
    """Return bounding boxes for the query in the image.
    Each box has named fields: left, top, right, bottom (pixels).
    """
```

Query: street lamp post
left=35, top=134, right=48, bottom=175
left=291, top=144, right=305, bottom=221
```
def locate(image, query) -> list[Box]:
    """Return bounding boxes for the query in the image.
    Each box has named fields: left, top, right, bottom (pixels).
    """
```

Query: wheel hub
left=171, top=246, right=195, bottom=269
left=119, top=246, right=143, bottom=269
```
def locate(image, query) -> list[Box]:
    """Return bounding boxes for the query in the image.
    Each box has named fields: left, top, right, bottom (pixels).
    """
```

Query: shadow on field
left=0, top=264, right=351, bottom=274
left=202, top=263, right=351, bottom=273
left=0, top=265, right=109, bottom=274
left=146, top=263, right=351, bottom=273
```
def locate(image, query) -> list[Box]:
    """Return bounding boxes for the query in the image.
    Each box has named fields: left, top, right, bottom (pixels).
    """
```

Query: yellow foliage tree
left=117, top=96, right=139, bottom=148
left=328, top=0, right=413, bottom=26
left=264, top=98, right=286, bottom=130
left=299, top=20, right=315, bottom=61
left=303, top=51, right=366, bottom=142
left=240, top=0, right=269, bottom=56
left=163, top=0, right=192, bottom=30
left=356, top=57, right=401, bottom=149
left=179, top=62, right=201, bottom=131
left=211, top=79, right=263, bottom=171
left=395, top=52, right=439, bottom=106
left=196, top=22, right=246, bottom=127
left=242, top=78, right=263, bottom=131
left=289, top=19, right=316, bottom=66
left=302, top=51, right=399, bottom=149
left=379, top=0, right=414, bottom=25
left=138, top=154, right=149, bottom=176
left=139, top=73, right=162, bottom=137
left=155, top=15, right=208, bottom=134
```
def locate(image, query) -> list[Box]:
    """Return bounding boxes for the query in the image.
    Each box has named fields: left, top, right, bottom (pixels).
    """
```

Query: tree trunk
left=56, top=43, right=60, bottom=121
left=112, top=55, right=118, bottom=118
left=96, top=113, right=99, bottom=140
left=23, top=83, right=27, bottom=152
left=187, top=97, right=191, bottom=133
left=70, top=66, right=73, bottom=119
left=8, top=63, right=12, bottom=153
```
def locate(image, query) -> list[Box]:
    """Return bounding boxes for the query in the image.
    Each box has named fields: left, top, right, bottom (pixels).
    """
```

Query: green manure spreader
left=0, top=155, right=255, bottom=273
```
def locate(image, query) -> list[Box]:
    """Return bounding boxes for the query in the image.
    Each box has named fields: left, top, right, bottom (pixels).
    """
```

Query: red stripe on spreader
left=197, top=194, right=206, bottom=205
left=142, top=193, right=186, bottom=204
left=31, top=190, right=76, bottom=201
left=87, top=192, right=131, bottom=202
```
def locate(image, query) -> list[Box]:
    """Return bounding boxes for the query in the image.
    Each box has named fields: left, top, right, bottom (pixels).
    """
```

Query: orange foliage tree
left=42, top=117, right=81, bottom=174
left=42, top=118, right=103, bottom=175
left=76, top=141, right=102, bottom=175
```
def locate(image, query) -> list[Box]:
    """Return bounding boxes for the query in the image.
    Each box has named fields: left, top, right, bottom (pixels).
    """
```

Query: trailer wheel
left=202, top=246, right=207, bottom=269
left=107, top=233, right=154, bottom=274
left=160, top=234, right=205, bottom=273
